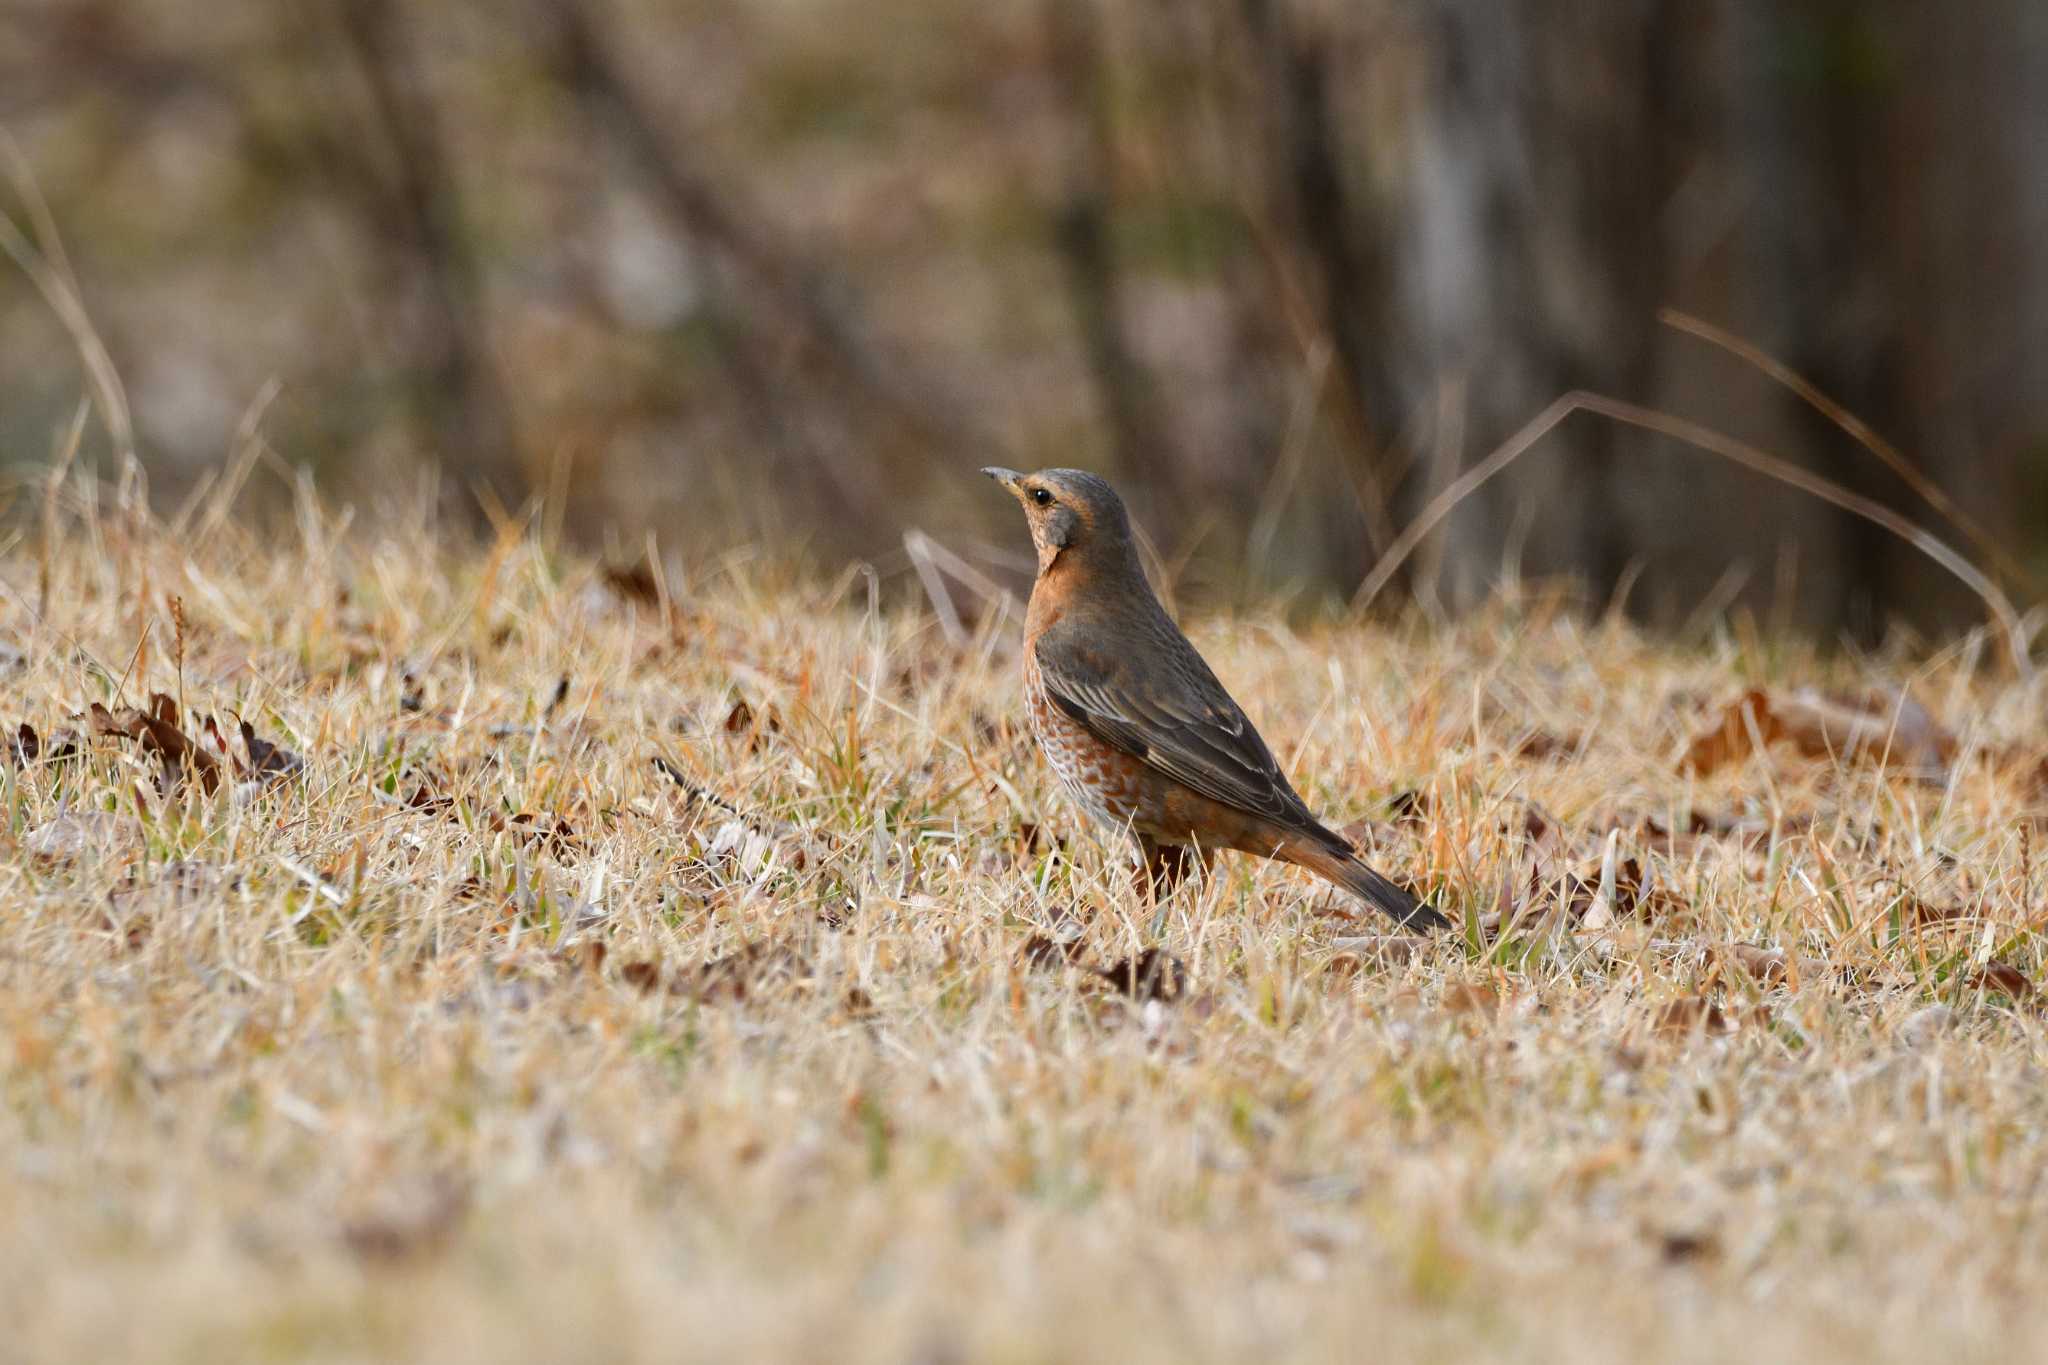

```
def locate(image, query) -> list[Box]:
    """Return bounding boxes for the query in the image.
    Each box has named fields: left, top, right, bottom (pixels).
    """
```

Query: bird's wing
left=1033, top=621, right=1316, bottom=830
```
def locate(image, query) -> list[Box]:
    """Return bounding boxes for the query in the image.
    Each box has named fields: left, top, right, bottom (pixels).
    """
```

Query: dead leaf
left=501, top=811, right=582, bottom=859
left=1018, top=932, right=1085, bottom=971
left=1721, top=944, right=1792, bottom=987
left=2019, top=750, right=2048, bottom=810
left=1680, top=687, right=1953, bottom=778
left=722, top=694, right=782, bottom=751
left=1910, top=897, right=1971, bottom=928
left=87, top=701, right=133, bottom=740
left=1386, top=789, right=1433, bottom=827
left=1494, top=851, right=1652, bottom=935
left=1785, top=688, right=1953, bottom=773
left=602, top=558, right=662, bottom=606
left=407, top=782, right=455, bottom=816
left=1514, top=799, right=1564, bottom=849
left=1338, top=817, right=1409, bottom=854
left=1652, top=996, right=1732, bottom=1037
left=1098, top=948, right=1186, bottom=1002
left=88, top=694, right=225, bottom=795
left=1656, top=1229, right=1720, bottom=1264
left=619, top=961, right=662, bottom=994
left=1441, top=980, right=1500, bottom=1017
left=1714, top=943, right=1827, bottom=989
left=238, top=717, right=304, bottom=781
left=1512, top=729, right=1580, bottom=762
left=1014, top=820, right=1064, bottom=855
left=98, top=908, right=152, bottom=953
left=9, top=721, right=79, bottom=767
left=1968, top=960, right=2033, bottom=1001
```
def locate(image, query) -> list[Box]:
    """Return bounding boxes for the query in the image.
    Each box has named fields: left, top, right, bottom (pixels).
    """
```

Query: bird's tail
left=1284, top=829, right=1451, bottom=933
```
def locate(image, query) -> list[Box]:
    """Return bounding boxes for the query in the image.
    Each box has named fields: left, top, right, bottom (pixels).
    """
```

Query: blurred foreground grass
left=3, top=484, right=2048, bottom=1363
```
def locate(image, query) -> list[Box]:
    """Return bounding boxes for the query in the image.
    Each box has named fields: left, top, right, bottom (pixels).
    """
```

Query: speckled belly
left=1023, top=650, right=1148, bottom=834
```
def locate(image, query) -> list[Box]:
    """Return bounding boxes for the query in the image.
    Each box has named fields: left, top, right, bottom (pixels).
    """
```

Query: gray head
left=981, top=466, right=1139, bottom=578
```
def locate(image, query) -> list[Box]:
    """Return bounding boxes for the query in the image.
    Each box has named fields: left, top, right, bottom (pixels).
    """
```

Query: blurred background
left=2, top=0, right=2044, bottom=636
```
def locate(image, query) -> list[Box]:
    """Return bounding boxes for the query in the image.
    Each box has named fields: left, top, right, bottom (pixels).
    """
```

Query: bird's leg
left=1135, top=837, right=1210, bottom=940
left=1136, top=836, right=1209, bottom=900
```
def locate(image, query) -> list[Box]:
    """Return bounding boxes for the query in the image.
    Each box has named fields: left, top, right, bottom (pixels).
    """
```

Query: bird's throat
left=1025, top=557, right=1068, bottom=634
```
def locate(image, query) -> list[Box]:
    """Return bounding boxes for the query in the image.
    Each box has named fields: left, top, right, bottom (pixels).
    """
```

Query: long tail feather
left=1329, top=852, right=1451, bottom=933
left=1285, top=831, right=1451, bottom=933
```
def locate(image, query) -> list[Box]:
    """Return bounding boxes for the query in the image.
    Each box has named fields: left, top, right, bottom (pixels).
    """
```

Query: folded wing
left=1033, top=623, right=1318, bottom=832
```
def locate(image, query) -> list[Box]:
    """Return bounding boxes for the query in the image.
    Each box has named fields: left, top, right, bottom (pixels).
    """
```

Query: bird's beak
left=980, top=466, right=1023, bottom=493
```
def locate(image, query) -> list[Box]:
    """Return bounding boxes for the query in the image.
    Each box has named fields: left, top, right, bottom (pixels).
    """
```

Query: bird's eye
left=1031, top=488, right=1054, bottom=506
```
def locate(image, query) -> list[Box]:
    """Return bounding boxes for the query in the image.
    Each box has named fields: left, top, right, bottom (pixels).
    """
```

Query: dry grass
left=5, top=487, right=2048, bottom=1364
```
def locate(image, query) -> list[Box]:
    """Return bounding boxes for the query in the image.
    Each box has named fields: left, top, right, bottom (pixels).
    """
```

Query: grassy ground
left=4, top=495, right=2048, bottom=1363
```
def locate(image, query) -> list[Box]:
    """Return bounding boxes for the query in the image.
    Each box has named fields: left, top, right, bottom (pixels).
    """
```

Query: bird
left=982, top=466, right=1449, bottom=932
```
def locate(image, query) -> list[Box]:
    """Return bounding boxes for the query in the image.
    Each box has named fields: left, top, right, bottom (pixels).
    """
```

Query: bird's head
left=981, top=466, right=1138, bottom=579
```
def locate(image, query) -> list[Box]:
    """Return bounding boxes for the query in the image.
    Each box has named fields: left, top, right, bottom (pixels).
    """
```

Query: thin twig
left=1660, top=308, right=2038, bottom=595
left=0, top=133, right=134, bottom=463
left=1354, top=391, right=2032, bottom=677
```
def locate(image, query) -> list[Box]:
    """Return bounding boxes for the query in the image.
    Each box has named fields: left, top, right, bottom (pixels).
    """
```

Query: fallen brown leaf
left=602, top=558, right=662, bottom=606
left=1014, top=820, right=1064, bottom=855
left=1967, top=960, right=2033, bottom=1001
left=1680, top=687, right=1953, bottom=778
left=1502, top=798, right=1564, bottom=851
left=238, top=717, right=304, bottom=781
left=501, top=811, right=582, bottom=859
left=1098, top=947, right=1186, bottom=1002
left=1652, top=996, right=1732, bottom=1037
left=1656, top=1228, right=1721, bottom=1264
left=1722, top=944, right=1790, bottom=987
left=1017, top=932, right=1086, bottom=971
left=1386, top=789, right=1433, bottom=827
left=9, top=721, right=80, bottom=767
left=1441, top=980, right=1500, bottom=1017
left=1715, top=943, right=1828, bottom=989
left=88, top=694, right=225, bottom=795
left=722, top=694, right=782, bottom=751
left=1512, top=729, right=1580, bottom=762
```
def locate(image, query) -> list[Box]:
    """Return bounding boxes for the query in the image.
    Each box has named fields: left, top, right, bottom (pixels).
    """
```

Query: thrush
left=983, top=466, right=1448, bottom=933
